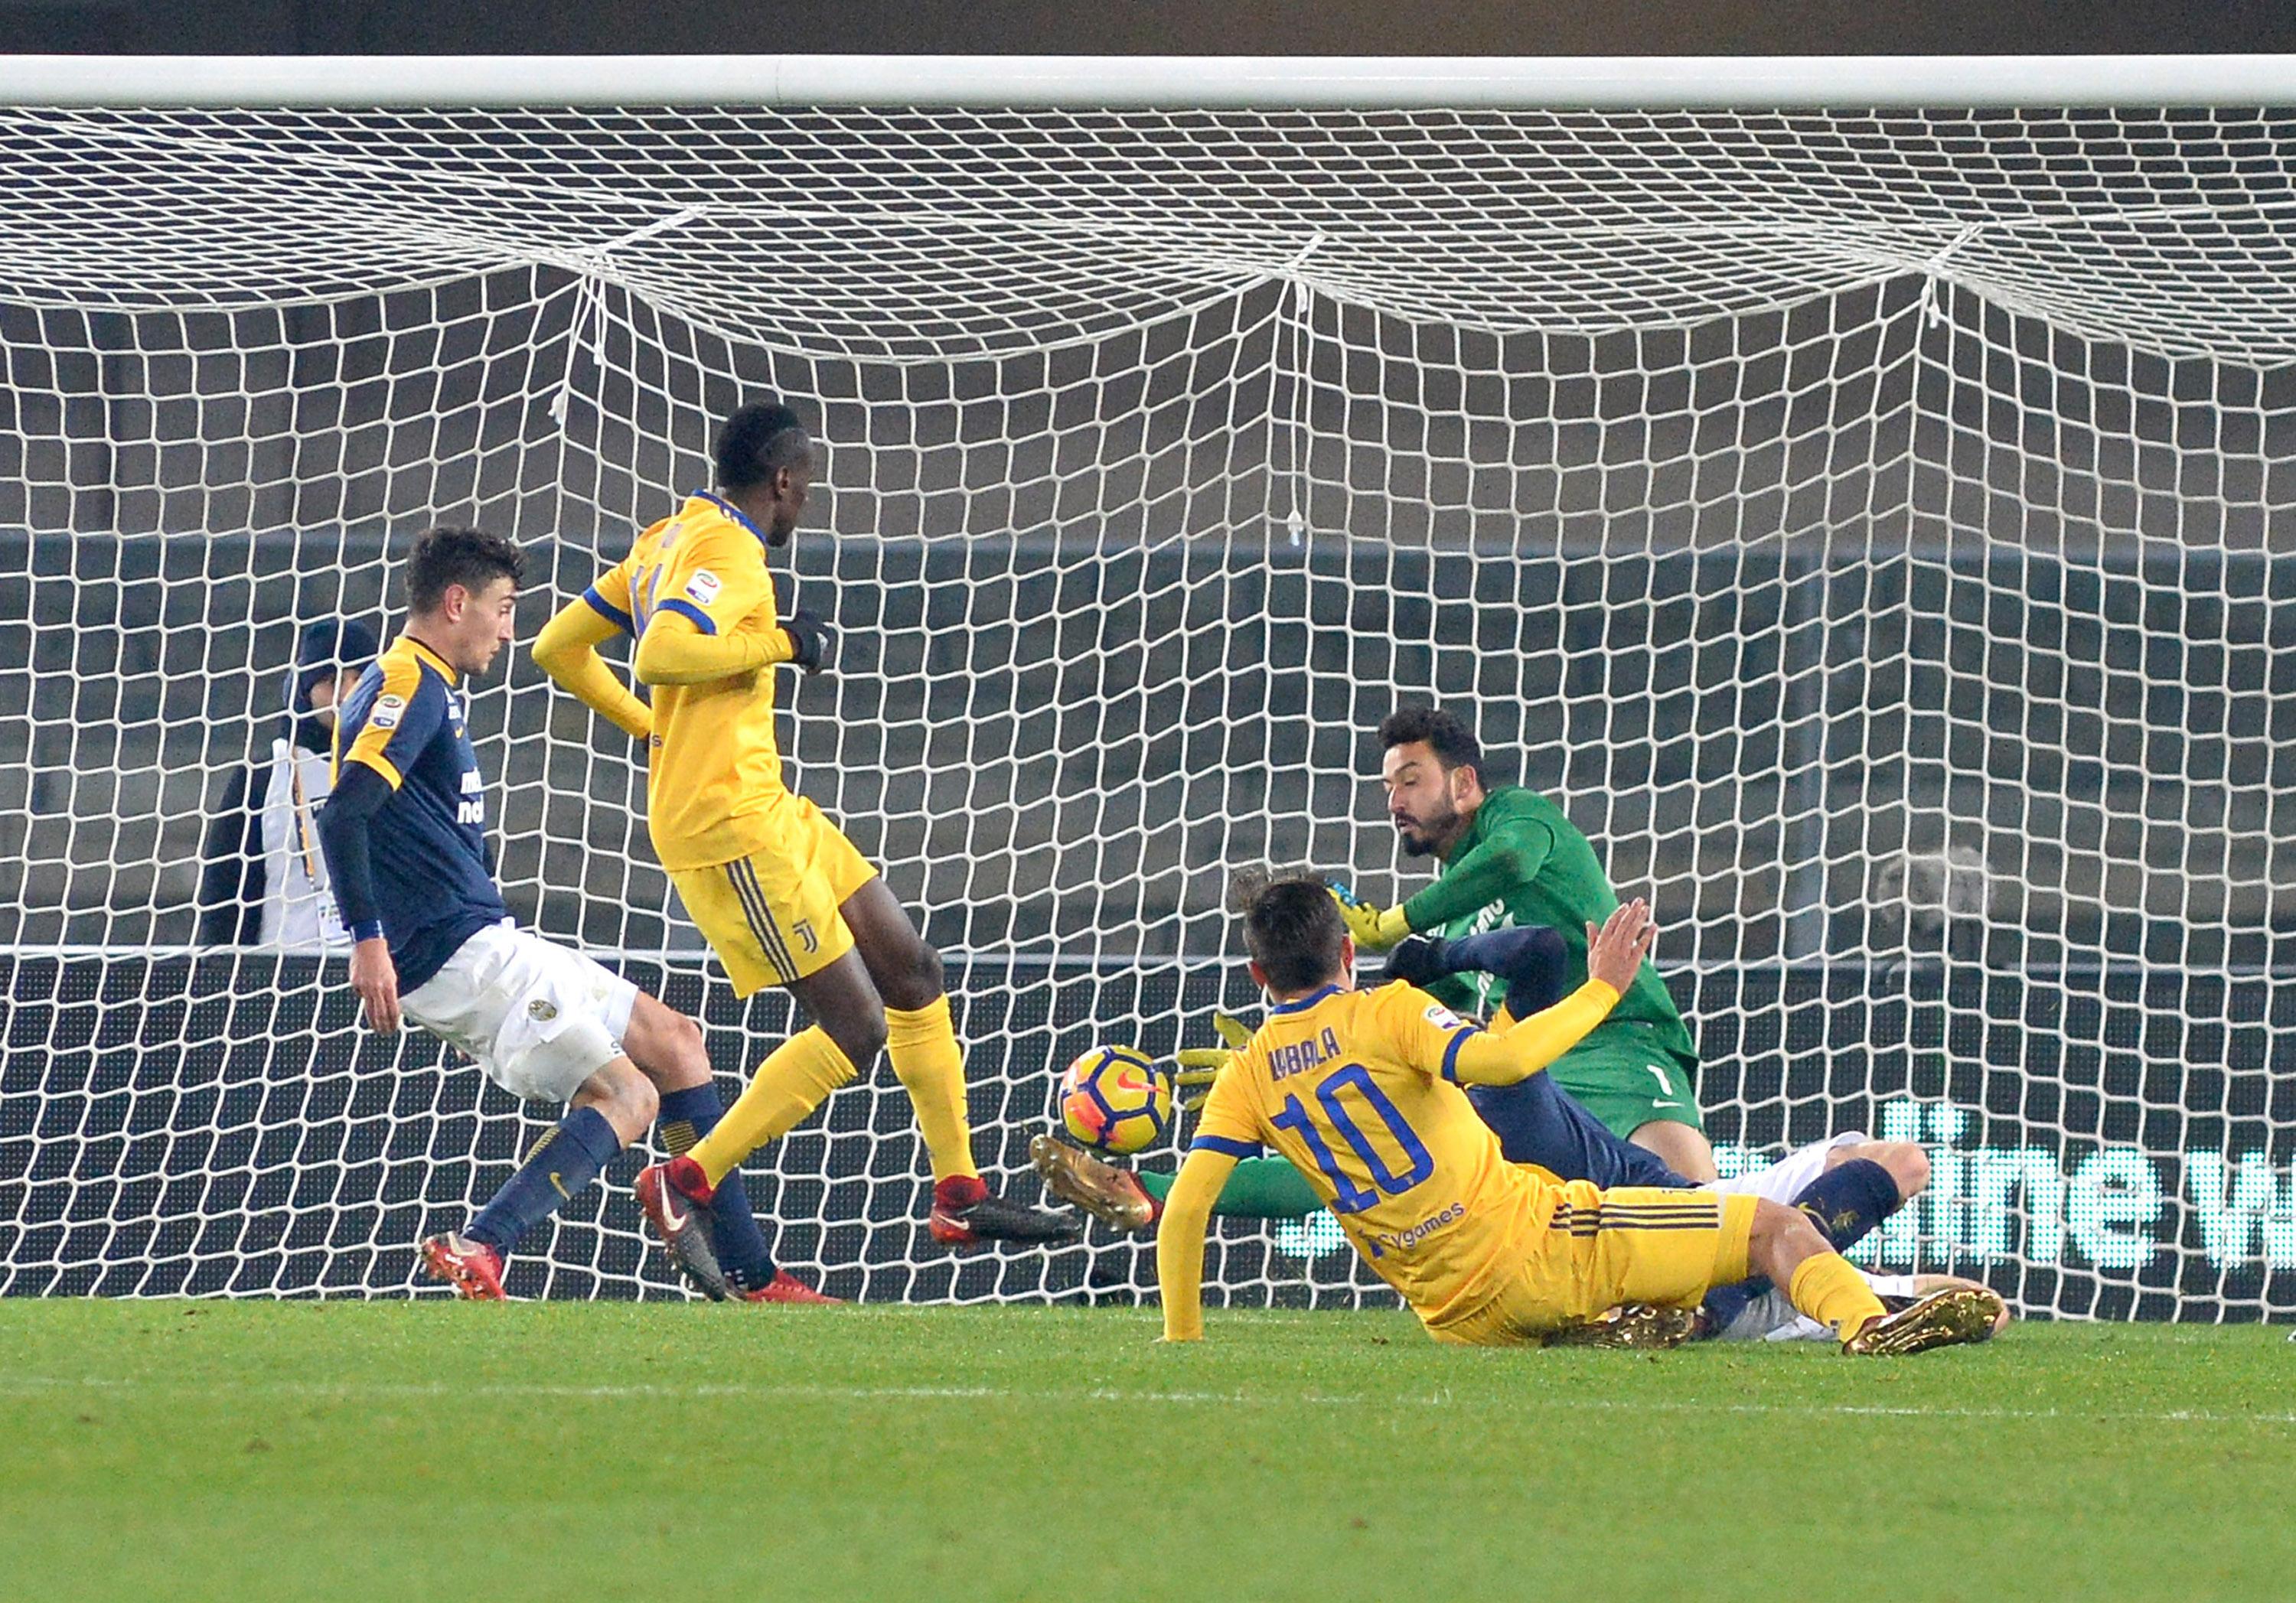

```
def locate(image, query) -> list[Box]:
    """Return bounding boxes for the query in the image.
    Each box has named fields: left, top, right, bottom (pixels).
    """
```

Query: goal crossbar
left=4, top=53, right=2296, bottom=110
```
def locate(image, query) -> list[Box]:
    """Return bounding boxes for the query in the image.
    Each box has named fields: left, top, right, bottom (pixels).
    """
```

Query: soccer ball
left=1058, top=1044, right=1173, bottom=1156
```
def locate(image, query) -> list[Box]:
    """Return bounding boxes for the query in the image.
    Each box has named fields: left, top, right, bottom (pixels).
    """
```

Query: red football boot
left=419, top=1233, right=507, bottom=1301
left=739, top=1269, right=843, bottom=1305
left=927, top=1174, right=1082, bottom=1247
left=634, top=1155, right=731, bottom=1300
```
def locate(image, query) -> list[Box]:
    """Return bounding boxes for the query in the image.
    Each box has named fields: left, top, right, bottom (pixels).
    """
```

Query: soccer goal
left=1, top=54, right=2291, bottom=1316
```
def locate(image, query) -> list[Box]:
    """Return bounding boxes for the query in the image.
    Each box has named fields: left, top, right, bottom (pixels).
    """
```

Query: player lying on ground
left=533, top=399, right=1072, bottom=1287
left=1155, top=878, right=2006, bottom=1353
left=1391, top=925, right=1994, bottom=1342
left=314, top=526, right=824, bottom=1303
left=1042, top=919, right=1980, bottom=1343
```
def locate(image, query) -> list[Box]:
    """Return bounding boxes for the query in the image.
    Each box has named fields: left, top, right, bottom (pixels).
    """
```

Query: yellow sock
left=687, top=1027, right=856, bottom=1188
left=883, top=996, right=977, bottom=1184
left=1787, top=1251, right=1888, bottom=1342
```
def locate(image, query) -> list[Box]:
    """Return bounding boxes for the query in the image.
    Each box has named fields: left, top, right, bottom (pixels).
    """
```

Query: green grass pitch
left=0, top=1302, right=2288, bottom=1602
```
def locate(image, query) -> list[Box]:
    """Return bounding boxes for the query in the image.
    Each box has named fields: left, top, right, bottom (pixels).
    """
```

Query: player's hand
left=781, top=609, right=835, bottom=674
left=1171, top=1013, right=1252, bottom=1111
left=1327, top=886, right=1411, bottom=952
left=1171, top=1045, right=1232, bottom=1112
left=1172, top=1046, right=1231, bottom=1085
left=1382, top=933, right=1451, bottom=988
left=349, top=936, right=402, bottom=1033
left=1584, top=899, right=1655, bottom=994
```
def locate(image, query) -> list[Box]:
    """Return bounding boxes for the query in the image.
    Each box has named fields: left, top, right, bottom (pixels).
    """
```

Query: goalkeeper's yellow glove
left=1171, top=1012, right=1257, bottom=1112
left=1327, top=885, right=1413, bottom=952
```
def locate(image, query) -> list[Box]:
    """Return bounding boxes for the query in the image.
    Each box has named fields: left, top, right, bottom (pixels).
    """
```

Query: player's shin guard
left=1785, top=1251, right=1888, bottom=1343
left=884, top=995, right=978, bottom=1184
left=656, top=1083, right=776, bottom=1289
left=465, top=1105, right=621, bottom=1256
left=688, top=1028, right=858, bottom=1187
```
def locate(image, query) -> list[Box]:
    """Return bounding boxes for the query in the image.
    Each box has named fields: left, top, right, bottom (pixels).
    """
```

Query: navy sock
left=467, top=1105, right=623, bottom=1256
left=1790, top=1157, right=1903, bottom=1255
left=1443, top=927, right=1569, bottom=1019
left=657, top=1083, right=776, bottom=1289
left=1698, top=1158, right=1906, bottom=1337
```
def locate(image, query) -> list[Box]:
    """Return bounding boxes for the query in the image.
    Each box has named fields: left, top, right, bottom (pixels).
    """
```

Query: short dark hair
left=716, top=401, right=814, bottom=493
left=1239, top=875, right=1349, bottom=994
left=1378, top=705, right=1483, bottom=776
left=406, top=526, right=523, bottom=615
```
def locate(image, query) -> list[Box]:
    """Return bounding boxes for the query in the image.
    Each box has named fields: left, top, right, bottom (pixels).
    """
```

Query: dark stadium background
left=4, top=0, right=2293, bottom=60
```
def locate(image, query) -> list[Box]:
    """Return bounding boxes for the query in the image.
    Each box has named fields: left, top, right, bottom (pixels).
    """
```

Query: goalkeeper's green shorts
left=1547, top=1034, right=1706, bottom=1139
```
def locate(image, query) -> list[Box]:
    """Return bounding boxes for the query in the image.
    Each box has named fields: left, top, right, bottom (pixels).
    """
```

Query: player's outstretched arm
left=533, top=598, right=651, bottom=741
left=1446, top=901, right=1654, bottom=1087
left=1154, top=1147, right=1240, bottom=1342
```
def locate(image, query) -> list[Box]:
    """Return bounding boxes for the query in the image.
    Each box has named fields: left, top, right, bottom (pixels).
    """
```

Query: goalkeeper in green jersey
left=1333, top=704, right=1714, bottom=1181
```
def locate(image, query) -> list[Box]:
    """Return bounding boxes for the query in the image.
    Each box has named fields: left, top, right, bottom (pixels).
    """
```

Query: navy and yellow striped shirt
left=331, top=635, right=507, bottom=991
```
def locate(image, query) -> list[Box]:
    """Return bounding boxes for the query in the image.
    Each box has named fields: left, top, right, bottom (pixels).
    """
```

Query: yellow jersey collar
left=400, top=634, right=460, bottom=686
left=1267, top=983, right=1343, bottom=1017
left=696, top=489, right=774, bottom=549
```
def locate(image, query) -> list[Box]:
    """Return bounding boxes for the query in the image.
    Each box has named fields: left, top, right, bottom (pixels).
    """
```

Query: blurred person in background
left=197, top=617, right=377, bottom=950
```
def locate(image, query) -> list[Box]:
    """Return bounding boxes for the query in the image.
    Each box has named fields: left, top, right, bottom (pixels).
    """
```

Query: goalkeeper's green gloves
left=1327, top=882, right=1413, bottom=952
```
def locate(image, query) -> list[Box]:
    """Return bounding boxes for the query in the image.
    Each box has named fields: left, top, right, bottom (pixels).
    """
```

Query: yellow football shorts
left=669, top=795, right=878, bottom=995
left=1425, top=1183, right=1758, bottom=1347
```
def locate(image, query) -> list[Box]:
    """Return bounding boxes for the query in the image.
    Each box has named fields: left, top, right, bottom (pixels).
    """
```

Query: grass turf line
left=0, top=1302, right=2288, bottom=1603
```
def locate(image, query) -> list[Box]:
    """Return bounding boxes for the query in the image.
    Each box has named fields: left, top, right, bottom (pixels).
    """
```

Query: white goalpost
left=0, top=55, right=2291, bottom=1315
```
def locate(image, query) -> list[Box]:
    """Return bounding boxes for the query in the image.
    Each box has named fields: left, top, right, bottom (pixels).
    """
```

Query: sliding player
left=1332, top=705, right=1718, bottom=1180
left=533, top=399, right=1072, bottom=1285
left=1040, top=919, right=1958, bottom=1343
left=1391, top=924, right=1992, bottom=1342
left=1047, top=704, right=1724, bottom=1227
left=1156, top=878, right=2004, bottom=1354
left=316, top=526, right=815, bottom=1302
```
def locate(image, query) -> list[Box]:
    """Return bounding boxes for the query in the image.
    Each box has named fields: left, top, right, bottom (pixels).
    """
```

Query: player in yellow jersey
left=1156, top=877, right=2006, bottom=1354
left=533, top=401, right=1075, bottom=1288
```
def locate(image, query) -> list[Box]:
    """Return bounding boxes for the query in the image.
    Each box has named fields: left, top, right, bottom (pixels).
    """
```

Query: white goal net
left=1, top=60, right=2291, bottom=1315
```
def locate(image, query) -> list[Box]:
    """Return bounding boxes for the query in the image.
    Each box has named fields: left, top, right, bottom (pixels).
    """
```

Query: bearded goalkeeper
left=1332, top=705, right=1717, bottom=1180
left=533, top=400, right=1073, bottom=1272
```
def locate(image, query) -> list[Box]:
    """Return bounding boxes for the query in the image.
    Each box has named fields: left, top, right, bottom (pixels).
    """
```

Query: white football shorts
left=400, top=920, right=640, bottom=1103
left=1701, top=1130, right=1869, bottom=1205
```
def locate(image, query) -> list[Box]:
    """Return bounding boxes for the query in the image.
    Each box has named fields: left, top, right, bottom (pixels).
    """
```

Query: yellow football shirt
left=584, top=491, right=791, bottom=872
left=1192, top=980, right=1561, bottom=1324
